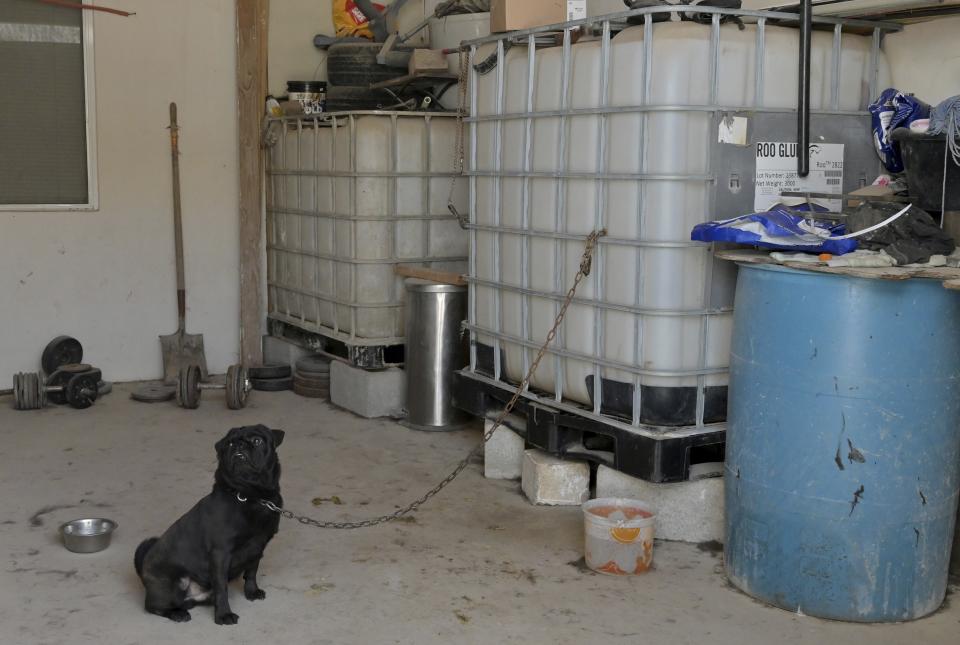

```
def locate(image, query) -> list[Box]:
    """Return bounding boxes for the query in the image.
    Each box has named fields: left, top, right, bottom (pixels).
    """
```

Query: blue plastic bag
left=869, top=88, right=930, bottom=173
left=691, top=204, right=858, bottom=255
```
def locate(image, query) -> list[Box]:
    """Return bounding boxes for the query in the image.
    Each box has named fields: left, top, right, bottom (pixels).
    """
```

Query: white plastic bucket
left=582, top=498, right=656, bottom=575
left=428, top=13, right=490, bottom=109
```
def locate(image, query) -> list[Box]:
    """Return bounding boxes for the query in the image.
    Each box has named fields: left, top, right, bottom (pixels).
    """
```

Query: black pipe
left=798, top=0, right=812, bottom=177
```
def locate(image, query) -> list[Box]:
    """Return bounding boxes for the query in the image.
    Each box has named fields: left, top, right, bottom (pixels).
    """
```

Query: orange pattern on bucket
left=610, top=526, right=642, bottom=544
left=596, top=560, right=630, bottom=575
left=635, top=540, right=654, bottom=573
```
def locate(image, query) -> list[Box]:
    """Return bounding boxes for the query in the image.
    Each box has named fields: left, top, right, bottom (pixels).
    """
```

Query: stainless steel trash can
left=404, top=279, right=470, bottom=430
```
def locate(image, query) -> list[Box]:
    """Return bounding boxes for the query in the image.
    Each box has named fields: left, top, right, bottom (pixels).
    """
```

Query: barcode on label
left=824, top=170, right=842, bottom=177
left=826, top=179, right=841, bottom=185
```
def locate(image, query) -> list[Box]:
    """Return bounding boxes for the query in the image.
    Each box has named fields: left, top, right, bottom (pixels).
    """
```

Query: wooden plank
left=394, top=265, right=467, bottom=286
left=716, top=249, right=960, bottom=284
left=236, top=0, right=268, bottom=366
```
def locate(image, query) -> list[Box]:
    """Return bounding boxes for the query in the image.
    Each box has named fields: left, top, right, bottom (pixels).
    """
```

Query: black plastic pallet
left=453, top=369, right=725, bottom=484
left=268, top=319, right=405, bottom=370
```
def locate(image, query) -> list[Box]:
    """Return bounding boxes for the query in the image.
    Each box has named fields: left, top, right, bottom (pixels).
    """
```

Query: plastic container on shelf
left=429, top=12, right=491, bottom=109
left=891, top=127, right=960, bottom=211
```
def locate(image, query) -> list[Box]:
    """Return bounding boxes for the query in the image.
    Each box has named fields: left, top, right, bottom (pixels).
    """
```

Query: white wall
left=269, top=0, right=333, bottom=96
left=886, top=16, right=960, bottom=104
left=0, top=0, right=240, bottom=382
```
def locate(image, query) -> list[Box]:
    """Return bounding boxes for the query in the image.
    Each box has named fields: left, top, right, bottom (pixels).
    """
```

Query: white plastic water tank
left=469, top=20, right=890, bottom=426
left=267, top=112, right=468, bottom=343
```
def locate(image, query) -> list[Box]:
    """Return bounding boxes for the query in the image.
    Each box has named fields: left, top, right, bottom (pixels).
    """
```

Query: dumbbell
left=1, top=368, right=100, bottom=411
left=176, top=364, right=250, bottom=410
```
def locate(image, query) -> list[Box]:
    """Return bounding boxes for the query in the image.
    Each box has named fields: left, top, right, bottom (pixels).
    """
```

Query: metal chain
left=260, top=229, right=607, bottom=529
left=447, top=47, right=470, bottom=228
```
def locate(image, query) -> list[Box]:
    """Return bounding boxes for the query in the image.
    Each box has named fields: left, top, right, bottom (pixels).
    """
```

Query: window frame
left=0, top=7, right=98, bottom=212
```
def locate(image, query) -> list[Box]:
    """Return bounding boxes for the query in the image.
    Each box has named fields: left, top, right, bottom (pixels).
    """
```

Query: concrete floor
left=1, top=383, right=957, bottom=645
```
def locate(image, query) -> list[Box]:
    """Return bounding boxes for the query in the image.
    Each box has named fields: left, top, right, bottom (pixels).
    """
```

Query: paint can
left=286, top=81, right=327, bottom=115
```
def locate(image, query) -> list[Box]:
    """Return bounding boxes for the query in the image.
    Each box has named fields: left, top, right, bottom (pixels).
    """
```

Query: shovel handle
left=169, top=102, right=186, bottom=329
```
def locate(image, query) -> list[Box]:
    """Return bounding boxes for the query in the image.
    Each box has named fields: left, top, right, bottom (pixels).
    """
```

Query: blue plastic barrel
left=724, top=264, right=960, bottom=622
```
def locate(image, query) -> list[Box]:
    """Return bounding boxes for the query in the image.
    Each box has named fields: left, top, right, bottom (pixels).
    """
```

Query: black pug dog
left=134, top=424, right=284, bottom=625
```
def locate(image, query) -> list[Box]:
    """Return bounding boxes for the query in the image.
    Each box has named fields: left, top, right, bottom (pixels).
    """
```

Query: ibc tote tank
left=267, top=113, right=468, bottom=346
left=469, top=20, right=889, bottom=426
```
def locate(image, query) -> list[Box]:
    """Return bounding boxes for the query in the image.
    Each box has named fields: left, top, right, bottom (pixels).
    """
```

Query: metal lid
left=404, top=278, right=466, bottom=293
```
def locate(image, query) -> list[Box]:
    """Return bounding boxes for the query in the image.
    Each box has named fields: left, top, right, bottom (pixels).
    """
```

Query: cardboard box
left=491, top=0, right=585, bottom=33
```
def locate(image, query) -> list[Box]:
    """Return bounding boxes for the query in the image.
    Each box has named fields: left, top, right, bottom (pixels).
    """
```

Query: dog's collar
left=217, top=485, right=272, bottom=505
left=220, top=488, right=249, bottom=503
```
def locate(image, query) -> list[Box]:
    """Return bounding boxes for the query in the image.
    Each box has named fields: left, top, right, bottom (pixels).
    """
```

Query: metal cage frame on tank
left=265, top=111, right=469, bottom=368
left=453, top=6, right=901, bottom=482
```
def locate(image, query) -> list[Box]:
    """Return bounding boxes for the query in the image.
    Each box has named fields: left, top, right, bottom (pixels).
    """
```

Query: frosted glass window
left=0, top=0, right=94, bottom=208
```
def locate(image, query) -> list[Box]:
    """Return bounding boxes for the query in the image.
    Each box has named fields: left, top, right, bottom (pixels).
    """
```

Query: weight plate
left=37, top=373, right=47, bottom=408
left=225, top=365, right=239, bottom=409
left=294, top=373, right=331, bottom=386
left=58, top=363, right=93, bottom=374
left=22, top=373, right=34, bottom=410
left=236, top=366, right=250, bottom=408
left=175, top=369, right=185, bottom=406
left=294, top=368, right=331, bottom=379
left=97, top=381, right=113, bottom=396
left=11, top=374, right=20, bottom=409
left=293, top=390, right=329, bottom=400
left=177, top=365, right=201, bottom=409
left=12, top=373, right=26, bottom=410
left=294, top=369, right=330, bottom=379
left=65, top=374, right=98, bottom=410
left=16, top=373, right=29, bottom=410
left=225, top=364, right=249, bottom=410
left=41, top=336, right=83, bottom=375
left=295, top=356, right=331, bottom=375
left=248, top=364, right=292, bottom=380
left=187, top=364, right=202, bottom=409
left=15, top=372, right=44, bottom=411
left=251, top=376, right=293, bottom=392
left=23, top=373, right=31, bottom=409
left=293, top=376, right=330, bottom=387
left=132, top=384, right=176, bottom=403
left=293, top=383, right=329, bottom=399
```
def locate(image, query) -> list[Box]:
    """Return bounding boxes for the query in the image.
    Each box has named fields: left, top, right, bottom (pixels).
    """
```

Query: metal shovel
left=160, top=102, right=207, bottom=384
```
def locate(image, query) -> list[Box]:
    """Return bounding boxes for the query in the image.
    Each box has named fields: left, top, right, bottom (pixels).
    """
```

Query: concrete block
left=330, top=361, right=405, bottom=419
left=483, top=420, right=525, bottom=480
left=595, top=465, right=724, bottom=544
left=262, top=335, right=312, bottom=368
left=521, top=449, right=589, bottom=506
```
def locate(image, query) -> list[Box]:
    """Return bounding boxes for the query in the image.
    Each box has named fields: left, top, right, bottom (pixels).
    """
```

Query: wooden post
left=236, top=0, right=267, bottom=366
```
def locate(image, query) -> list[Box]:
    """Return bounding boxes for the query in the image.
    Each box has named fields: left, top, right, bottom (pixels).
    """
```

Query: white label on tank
left=567, top=0, right=587, bottom=21
left=754, top=142, right=844, bottom=212
left=719, top=116, right=749, bottom=146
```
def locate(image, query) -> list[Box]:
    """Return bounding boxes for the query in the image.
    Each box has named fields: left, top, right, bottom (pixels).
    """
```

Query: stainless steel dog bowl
left=60, top=518, right=117, bottom=553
